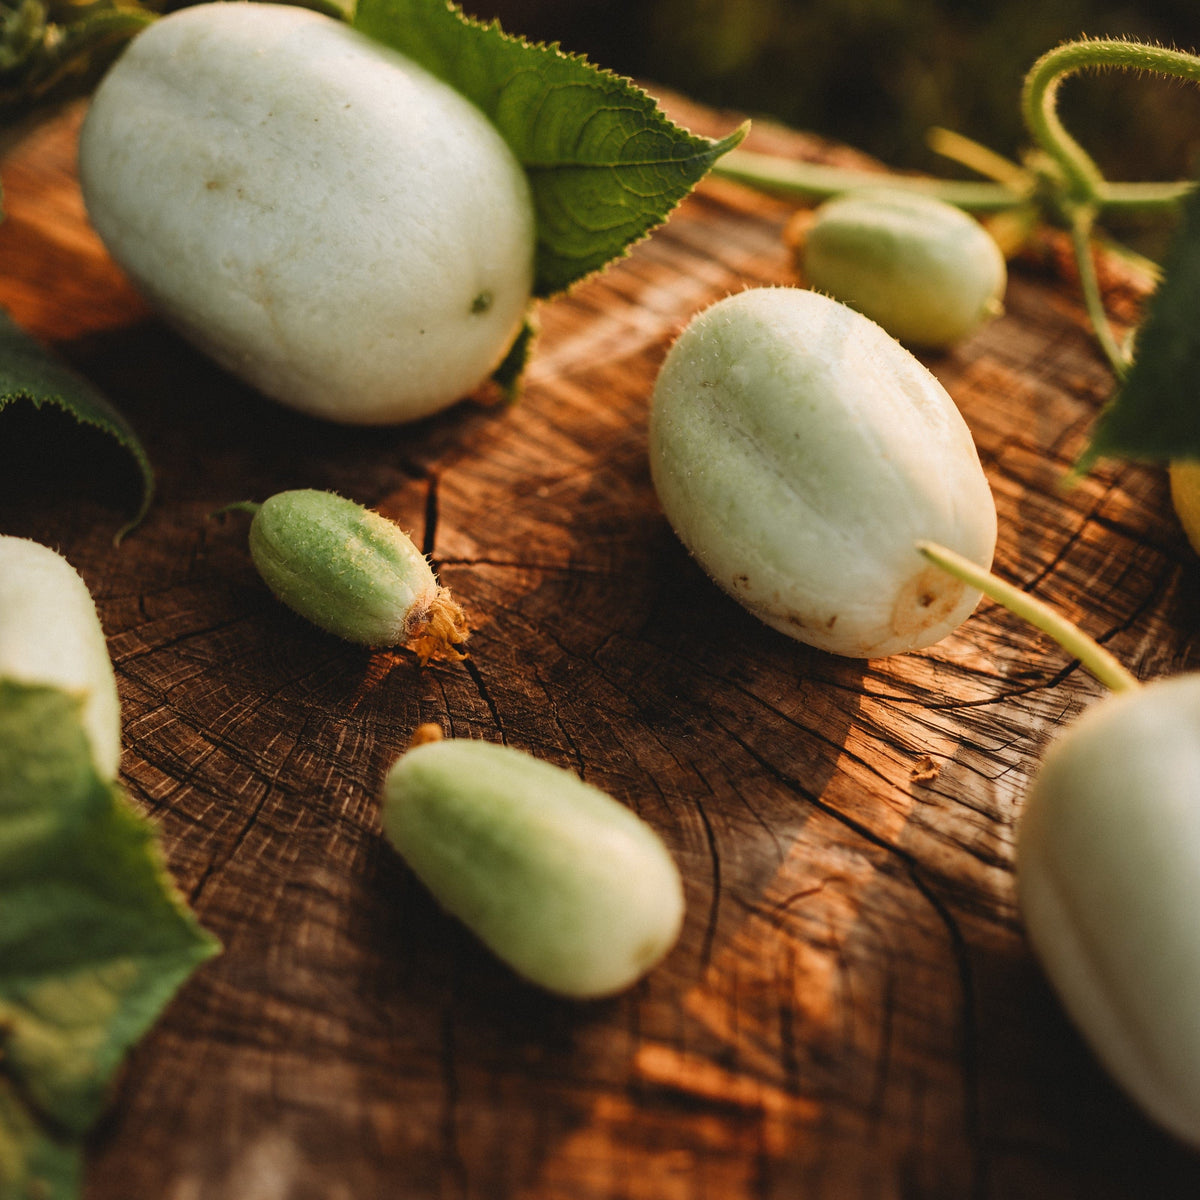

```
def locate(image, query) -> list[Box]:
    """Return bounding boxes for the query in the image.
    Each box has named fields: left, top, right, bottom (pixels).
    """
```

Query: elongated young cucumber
left=382, top=731, right=685, bottom=998
left=0, top=535, right=121, bottom=777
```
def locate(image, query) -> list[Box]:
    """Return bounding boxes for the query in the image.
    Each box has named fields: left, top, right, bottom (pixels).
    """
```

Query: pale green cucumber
left=649, top=286, right=997, bottom=658
left=79, top=2, right=535, bottom=425
left=244, top=489, right=467, bottom=657
left=1017, top=675, right=1200, bottom=1149
left=0, top=535, right=121, bottom=778
left=382, top=732, right=684, bottom=998
left=801, top=188, right=1006, bottom=348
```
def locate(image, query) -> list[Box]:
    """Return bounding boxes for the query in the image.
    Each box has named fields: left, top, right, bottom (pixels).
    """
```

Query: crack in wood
left=692, top=795, right=723, bottom=971
left=903, top=861, right=986, bottom=1200
left=422, top=471, right=440, bottom=562
left=461, top=656, right=507, bottom=744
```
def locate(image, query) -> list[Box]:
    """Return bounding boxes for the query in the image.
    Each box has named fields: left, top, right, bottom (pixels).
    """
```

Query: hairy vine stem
left=1021, top=38, right=1200, bottom=376
left=1021, top=38, right=1200, bottom=213
left=1070, top=210, right=1132, bottom=378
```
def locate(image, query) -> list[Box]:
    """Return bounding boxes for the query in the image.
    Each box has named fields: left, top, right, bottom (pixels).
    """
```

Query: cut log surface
left=3, top=93, right=1200, bottom=1200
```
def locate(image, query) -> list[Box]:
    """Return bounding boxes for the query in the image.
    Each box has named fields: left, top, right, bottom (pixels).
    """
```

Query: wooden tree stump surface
left=3, top=94, right=1200, bottom=1200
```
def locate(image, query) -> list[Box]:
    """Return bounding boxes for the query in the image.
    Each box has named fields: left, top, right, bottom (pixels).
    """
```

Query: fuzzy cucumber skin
left=649, top=286, right=997, bottom=658
left=802, top=188, right=1006, bottom=348
left=0, top=535, right=121, bottom=778
left=248, top=490, right=437, bottom=646
left=383, top=738, right=685, bottom=998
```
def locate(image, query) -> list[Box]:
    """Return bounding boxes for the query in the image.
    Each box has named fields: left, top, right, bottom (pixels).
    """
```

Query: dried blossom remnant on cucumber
left=382, top=727, right=685, bottom=998
left=78, top=2, right=536, bottom=425
left=242, top=489, right=467, bottom=659
left=0, top=535, right=121, bottom=778
left=649, top=287, right=997, bottom=658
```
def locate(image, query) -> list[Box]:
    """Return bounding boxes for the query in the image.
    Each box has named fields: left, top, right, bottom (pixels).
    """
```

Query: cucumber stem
left=1069, top=212, right=1131, bottom=379
left=925, top=126, right=1030, bottom=190
left=713, top=145, right=1193, bottom=221
left=916, top=541, right=1141, bottom=695
left=1019, top=38, right=1200, bottom=374
left=212, top=501, right=263, bottom=517
left=1022, top=37, right=1200, bottom=374
left=1096, top=179, right=1194, bottom=214
left=717, top=37, right=1200, bottom=225
left=1022, top=38, right=1200, bottom=214
left=711, top=148, right=1027, bottom=212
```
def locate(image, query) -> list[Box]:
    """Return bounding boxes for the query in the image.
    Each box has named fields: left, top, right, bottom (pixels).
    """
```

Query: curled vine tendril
left=1020, top=38, right=1200, bottom=376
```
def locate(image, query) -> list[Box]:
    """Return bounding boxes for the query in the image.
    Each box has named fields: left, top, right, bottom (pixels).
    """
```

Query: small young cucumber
left=78, top=2, right=535, bottom=425
left=1168, top=460, right=1200, bottom=556
left=244, top=489, right=467, bottom=658
left=0, top=535, right=121, bottom=778
left=1017, top=674, right=1200, bottom=1148
left=382, top=730, right=685, bottom=998
left=649, top=287, right=997, bottom=658
left=799, top=188, right=1006, bottom=348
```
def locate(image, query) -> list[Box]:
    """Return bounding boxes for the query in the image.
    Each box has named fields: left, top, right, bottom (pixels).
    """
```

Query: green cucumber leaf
left=1080, top=177, right=1200, bottom=468
left=352, top=0, right=747, bottom=298
left=0, top=680, right=219, bottom=1160
left=0, top=310, right=154, bottom=539
left=0, top=1078, right=81, bottom=1200
left=490, top=318, right=536, bottom=401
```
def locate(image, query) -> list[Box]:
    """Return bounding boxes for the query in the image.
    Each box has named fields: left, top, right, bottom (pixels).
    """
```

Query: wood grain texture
left=3, top=94, right=1200, bottom=1200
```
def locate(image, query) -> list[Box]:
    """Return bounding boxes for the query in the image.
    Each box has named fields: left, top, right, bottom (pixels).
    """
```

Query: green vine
left=1021, top=38, right=1200, bottom=377
left=712, top=147, right=1025, bottom=212
left=1021, top=38, right=1200, bottom=213
left=712, top=36, right=1200, bottom=380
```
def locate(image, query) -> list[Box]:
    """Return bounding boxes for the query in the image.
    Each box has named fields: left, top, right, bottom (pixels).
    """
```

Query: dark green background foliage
left=466, top=0, right=1200, bottom=186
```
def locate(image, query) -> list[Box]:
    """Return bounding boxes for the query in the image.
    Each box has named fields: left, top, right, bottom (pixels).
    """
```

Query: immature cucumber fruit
left=78, top=2, right=535, bottom=425
left=1168, top=460, right=1200, bottom=556
left=1017, top=674, right=1200, bottom=1148
left=243, top=489, right=467, bottom=658
left=649, top=287, right=997, bottom=658
left=0, top=535, right=121, bottom=778
left=799, top=188, right=1006, bottom=348
left=382, top=729, right=685, bottom=998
